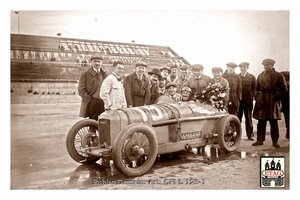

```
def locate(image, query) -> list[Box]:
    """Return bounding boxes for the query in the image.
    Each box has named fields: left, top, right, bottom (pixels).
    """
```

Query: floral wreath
left=196, top=82, right=227, bottom=111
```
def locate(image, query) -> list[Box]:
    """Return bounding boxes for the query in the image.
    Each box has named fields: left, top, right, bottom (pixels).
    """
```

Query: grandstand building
left=10, top=34, right=190, bottom=103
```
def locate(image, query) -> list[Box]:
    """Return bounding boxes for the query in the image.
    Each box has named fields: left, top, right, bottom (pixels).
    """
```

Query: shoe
left=252, top=141, right=263, bottom=146
left=273, top=142, right=280, bottom=148
left=247, top=136, right=254, bottom=141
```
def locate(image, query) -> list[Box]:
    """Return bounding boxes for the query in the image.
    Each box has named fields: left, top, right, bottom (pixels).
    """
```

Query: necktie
left=96, top=70, right=100, bottom=81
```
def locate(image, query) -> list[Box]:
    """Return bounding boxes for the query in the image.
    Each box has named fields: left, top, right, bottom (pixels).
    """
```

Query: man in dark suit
left=160, top=66, right=171, bottom=85
left=148, top=68, right=162, bottom=104
left=252, top=58, right=287, bottom=148
left=222, top=62, right=242, bottom=116
left=158, top=77, right=167, bottom=95
left=124, top=61, right=151, bottom=107
left=238, top=62, right=257, bottom=140
left=185, top=64, right=211, bottom=101
left=78, top=55, right=108, bottom=123
left=281, top=71, right=290, bottom=139
left=175, top=64, right=191, bottom=93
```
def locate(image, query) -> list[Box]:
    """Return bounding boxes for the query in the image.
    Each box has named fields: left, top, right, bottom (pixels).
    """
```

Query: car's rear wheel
left=112, top=123, right=158, bottom=177
left=217, top=115, right=242, bottom=153
left=66, top=119, right=100, bottom=164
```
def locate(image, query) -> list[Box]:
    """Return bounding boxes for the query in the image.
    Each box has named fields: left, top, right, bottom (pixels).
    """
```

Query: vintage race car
left=66, top=96, right=242, bottom=177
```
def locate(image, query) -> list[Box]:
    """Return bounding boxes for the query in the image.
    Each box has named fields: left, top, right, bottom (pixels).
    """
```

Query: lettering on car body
left=179, top=131, right=202, bottom=140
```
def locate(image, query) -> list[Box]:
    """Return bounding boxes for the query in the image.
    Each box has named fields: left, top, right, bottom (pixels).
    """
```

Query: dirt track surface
left=10, top=103, right=290, bottom=190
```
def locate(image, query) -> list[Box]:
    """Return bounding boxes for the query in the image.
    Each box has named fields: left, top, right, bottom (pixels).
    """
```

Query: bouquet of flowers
left=197, top=82, right=227, bottom=111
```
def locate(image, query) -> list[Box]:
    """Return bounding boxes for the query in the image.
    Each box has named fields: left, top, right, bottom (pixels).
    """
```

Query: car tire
left=112, top=123, right=158, bottom=177
left=66, top=119, right=100, bottom=164
left=217, top=115, right=242, bottom=153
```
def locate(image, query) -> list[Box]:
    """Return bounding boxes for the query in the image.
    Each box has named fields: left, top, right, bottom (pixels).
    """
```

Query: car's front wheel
left=66, top=119, right=100, bottom=164
left=112, top=123, right=158, bottom=177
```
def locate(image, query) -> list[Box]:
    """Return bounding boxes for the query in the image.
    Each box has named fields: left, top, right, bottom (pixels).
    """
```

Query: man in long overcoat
left=222, top=62, right=242, bottom=116
left=252, top=58, right=287, bottom=148
left=124, top=61, right=151, bottom=107
left=78, top=55, right=108, bottom=122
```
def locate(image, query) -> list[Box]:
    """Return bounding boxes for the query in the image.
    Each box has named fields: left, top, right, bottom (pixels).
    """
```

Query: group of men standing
left=78, top=55, right=289, bottom=149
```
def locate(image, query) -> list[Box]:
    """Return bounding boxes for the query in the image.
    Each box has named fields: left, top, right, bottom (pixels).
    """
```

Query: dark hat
left=135, top=61, right=148, bottom=67
left=181, top=86, right=192, bottom=93
left=179, top=64, right=189, bottom=70
left=148, top=68, right=162, bottom=78
left=212, top=67, right=224, bottom=73
left=165, top=82, right=177, bottom=89
left=169, top=64, right=178, bottom=70
left=158, top=76, right=167, bottom=81
left=91, top=55, right=104, bottom=61
left=226, top=62, right=237, bottom=68
left=262, top=58, right=276, bottom=65
left=191, top=64, right=204, bottom=70
left=160, top=66, right=171, bottom=73
left=239, top=62, right=250, bottom=68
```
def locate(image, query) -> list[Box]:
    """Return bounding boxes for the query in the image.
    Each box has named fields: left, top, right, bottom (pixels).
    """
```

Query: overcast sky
left=10, top=8, right=291, bottom=77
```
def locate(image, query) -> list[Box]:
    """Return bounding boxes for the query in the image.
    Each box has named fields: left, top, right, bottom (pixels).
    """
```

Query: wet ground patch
left=66, top=145, right=262, bottom=186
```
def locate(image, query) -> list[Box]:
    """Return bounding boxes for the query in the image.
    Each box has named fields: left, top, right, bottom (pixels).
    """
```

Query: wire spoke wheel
left=113, top=124, right=158, bottom=177
left=122, top=131, right=152, bottom=169
left=66, top=119, right=100, bottom=164
left=74, top=126, right=99, bottom=157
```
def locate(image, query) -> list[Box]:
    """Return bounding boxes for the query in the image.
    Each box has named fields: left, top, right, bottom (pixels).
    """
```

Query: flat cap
left=262, top=58, right=275, bottom=65
left=239, top=62, right=250, bottom=68
left=135, top=61, right=148, bottom=67
left=160, top=66, right=171, bottom=73
left=165, top=82, right=177, bottom=89
left=191, top=64, right=204, bottom=70
left=91, top=55, right=104, bottom=61
left=212, top=67, right=224, bottom=73
left=179, top=64, right=190, bottom=70
left=226, top=62, right=237, bottom=68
